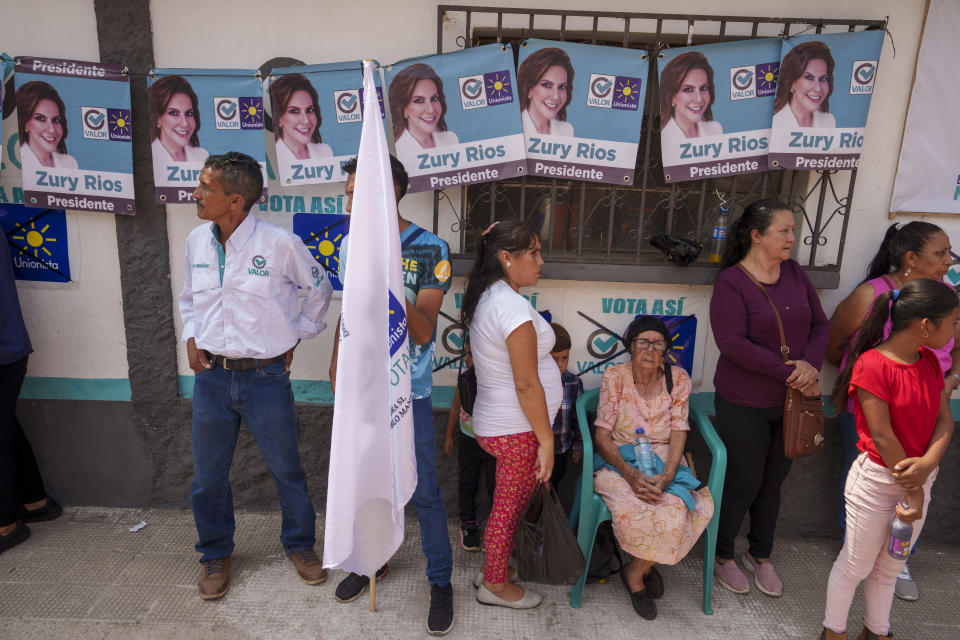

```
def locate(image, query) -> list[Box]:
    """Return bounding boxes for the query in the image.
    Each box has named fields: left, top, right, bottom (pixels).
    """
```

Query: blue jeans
left=190, top=360, right=316, bottom=562
left=410, top=397, right=453, bottom=586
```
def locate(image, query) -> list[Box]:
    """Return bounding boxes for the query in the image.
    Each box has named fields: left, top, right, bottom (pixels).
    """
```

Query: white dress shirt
left=179, top=213, right=332, bottom=358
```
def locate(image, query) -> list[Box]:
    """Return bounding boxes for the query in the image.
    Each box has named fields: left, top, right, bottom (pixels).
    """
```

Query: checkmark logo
left=946, top=268, right=960, bottom=286
left=740, top=70, right=754, bottom=84
left=342, top=94, right=357, bottom=109
left=593, top=334, right=619, bottom=352
left=465, top=80, right=482, bottom=95
left=596, top=79, right=612, bottom=94
left=857, top=65, right=875, bottom=83
left=87, top=112, right=105, bottom=126
left=449, top=332, right=464, bottom=349
left=252, top=255, right=266, bottom=269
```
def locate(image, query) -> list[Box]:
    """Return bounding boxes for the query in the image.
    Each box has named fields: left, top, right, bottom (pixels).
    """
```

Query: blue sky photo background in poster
left=149, top=69, right=266, bottom=203
left=14, top=57, right=134, bottom=214
left=385, top=44, right=525, bottom=193
left=768, top=30, right=883, bottom=171
left=1, top=203, right=70, bottom=282
left=658, top=38, right=781, bottom=183
left=517, top=39, right=648, bottom=185
left=293, top=212, right=349, bottom=291
left=269, top=61, right=385, bottom=187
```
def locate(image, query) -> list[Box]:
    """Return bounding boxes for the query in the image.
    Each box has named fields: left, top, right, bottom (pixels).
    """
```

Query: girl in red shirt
left=819, top=279, right=957, bottom=640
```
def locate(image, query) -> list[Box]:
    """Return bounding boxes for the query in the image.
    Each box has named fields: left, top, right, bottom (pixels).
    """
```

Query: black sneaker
left=459, top=521, right=481, bottom=551
left=0, top=522, right=31, bottom=554
left=427, top=583, right=454, bottom=635
left=335, top=564, right=388, bottom=603
left=20, top=497, right=63, bottom=523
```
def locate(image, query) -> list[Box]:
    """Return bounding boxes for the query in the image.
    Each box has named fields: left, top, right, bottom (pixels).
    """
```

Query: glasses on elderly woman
left=632, top=338, right=667, bottom=352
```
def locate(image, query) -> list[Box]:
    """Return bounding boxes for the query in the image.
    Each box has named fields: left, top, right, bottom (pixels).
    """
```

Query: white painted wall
left=152, top=0, right=945, bottom=395
left=3, top=0, right=939, bottom=394
left=1, top=0, right=130, bottom=380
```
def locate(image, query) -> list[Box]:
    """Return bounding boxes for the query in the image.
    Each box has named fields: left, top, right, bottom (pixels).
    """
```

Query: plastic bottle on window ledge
left=709, top=205, right=728, bottom=264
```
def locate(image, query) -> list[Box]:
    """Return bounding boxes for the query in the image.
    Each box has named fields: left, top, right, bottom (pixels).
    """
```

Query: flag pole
left=370, top=576, right=376, bottom=612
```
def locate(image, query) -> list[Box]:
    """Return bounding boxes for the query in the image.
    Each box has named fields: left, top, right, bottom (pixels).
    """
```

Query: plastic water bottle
left=709, top=205, right=728, bottom=264
left=633, top=427, right=657, bottom=477
left=886, top=500, right=913, bottom=560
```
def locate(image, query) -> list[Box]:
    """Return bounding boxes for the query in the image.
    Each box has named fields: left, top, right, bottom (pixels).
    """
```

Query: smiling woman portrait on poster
left=773, top=41, right=837, bottom=129
left=149, top=75, right=210, bottom=166
left=517, top=47, right=575, bottom=138
left=270, top=73, right=333, bottom=164
left=17, top=81, right=78, bottom=170
left=658, top=51, right=723, bottom=148
left=389, top=63, right=459, bottom=167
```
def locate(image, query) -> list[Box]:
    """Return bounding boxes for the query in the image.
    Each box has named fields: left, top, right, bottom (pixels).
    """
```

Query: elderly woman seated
left=593, top=316, right=714, bottom=620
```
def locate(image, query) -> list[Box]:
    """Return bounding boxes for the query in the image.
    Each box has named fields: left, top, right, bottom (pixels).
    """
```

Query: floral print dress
left=593, top=363, right=714, bottom=564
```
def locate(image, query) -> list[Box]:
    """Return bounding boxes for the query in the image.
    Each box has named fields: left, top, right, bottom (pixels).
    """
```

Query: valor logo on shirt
left=249, top=254, right=269, bottom=277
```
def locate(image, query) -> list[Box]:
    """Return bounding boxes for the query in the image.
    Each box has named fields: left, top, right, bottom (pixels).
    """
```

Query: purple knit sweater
left=710, top=260, right=830, bottom=407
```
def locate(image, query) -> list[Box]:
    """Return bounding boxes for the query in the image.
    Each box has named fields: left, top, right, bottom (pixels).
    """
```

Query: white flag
left=323, top=60, right=417, bottom=575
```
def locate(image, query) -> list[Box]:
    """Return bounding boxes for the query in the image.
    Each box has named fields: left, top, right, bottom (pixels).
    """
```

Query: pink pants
left=476, top=431, right=539, bottom=584
left=823, top=453, right=936, bottom=636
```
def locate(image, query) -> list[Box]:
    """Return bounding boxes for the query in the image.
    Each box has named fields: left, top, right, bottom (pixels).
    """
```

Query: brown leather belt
left=206, top=352, right=284, bottom=371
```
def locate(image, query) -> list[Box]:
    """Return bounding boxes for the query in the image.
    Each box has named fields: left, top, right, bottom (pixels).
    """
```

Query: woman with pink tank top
left=826, top=221, right=957, bottom=602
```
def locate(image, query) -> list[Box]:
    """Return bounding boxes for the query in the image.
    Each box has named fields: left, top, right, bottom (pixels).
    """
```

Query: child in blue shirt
left=549, top=323, right=583, bottom=486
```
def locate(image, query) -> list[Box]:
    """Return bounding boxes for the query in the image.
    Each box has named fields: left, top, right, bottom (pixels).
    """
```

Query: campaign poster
left=516, top=39, right=648, bottom=186
left=149, top=68, right=267, bottom=204
left=768, top=30, right=884, bottom=171
left=891, top=0, right=960, bottom=214
left=658, top=39, right=781, bottom=183
left=269, top=61, right=385, bottom=187
left=385, top=44, right=525, bottom=193
left=292, top=212, right=349, bottom=291
left=1, top=203, right=70, bottom=282
left=14, top=56, right=134, bottom=214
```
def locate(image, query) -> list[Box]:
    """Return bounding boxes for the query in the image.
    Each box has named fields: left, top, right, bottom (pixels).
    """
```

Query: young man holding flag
left=328, top=154, right=454, bottom=634
left=324, top=60, right=454, bottom=636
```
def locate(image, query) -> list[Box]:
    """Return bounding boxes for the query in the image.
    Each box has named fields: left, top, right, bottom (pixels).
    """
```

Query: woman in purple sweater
left=709, top=199, right=829, bottom=598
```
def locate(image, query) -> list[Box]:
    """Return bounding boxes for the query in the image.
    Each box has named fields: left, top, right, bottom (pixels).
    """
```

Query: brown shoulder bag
left=736, top=263, right=825, bottom=459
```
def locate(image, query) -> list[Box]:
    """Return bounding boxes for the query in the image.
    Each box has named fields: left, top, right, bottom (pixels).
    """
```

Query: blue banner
left=385, top=44, right=526, bottom=193
left=14, top=57, right=134, bottom=214
left=517, top=39, right=649, bottom=186
left=292, top=212, right=350, bottom=291
left=269, top=61, right=385, bottom=187
left=768, top=30, right=884, bottom=171
left=1, top=203, right=70, bottom=282
left=149, top=68, right=267, bottom=203
left=659, top=39, right=781, bottom=183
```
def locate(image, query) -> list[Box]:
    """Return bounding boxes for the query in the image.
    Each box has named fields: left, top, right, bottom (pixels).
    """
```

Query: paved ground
left=0, top=508, right=956, bottom=640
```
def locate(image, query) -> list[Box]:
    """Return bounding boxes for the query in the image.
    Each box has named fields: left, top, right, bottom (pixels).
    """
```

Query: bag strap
left=736, top=263, right=789, bottom=362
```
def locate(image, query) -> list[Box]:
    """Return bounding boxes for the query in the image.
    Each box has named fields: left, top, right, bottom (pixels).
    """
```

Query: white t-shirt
left=470, top=279, right=562, bottom=438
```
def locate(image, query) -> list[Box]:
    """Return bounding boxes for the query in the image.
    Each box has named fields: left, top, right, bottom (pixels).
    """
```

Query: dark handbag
left=456, top=367, right=477, bottom=415
left=513, top=483, right=586, bottom=585
left=736, top=264, right=825, bottom=459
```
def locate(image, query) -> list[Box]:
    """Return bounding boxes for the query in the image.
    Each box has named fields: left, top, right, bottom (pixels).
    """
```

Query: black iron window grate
left=433, top=6, right=886, bottom=288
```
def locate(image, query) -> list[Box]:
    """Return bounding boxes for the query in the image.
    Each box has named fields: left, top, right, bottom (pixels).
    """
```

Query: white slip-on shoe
left=476, top=584, right=542, bottom=609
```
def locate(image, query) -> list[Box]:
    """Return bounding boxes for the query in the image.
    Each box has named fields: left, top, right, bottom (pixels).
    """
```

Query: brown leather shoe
left=856, top=628, right=891, bottom=640
left=820, top=629, right=847, bottom=640
left=288, top=548, right=327, bottom=585
left=198, top=556, right=230, bottom=600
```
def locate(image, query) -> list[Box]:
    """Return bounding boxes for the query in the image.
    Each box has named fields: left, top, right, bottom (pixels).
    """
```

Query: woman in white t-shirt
left=460, top=220, right=562, bottom=610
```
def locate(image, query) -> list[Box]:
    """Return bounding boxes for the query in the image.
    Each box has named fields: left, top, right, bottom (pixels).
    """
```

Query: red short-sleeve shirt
left=849, top=347, right=942, bottom=467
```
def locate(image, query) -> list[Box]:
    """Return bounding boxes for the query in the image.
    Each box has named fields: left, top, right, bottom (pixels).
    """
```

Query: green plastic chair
left=568, top=388, right=727, bottom=615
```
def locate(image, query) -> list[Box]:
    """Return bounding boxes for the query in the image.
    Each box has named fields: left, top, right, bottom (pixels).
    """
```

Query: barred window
left=434, top=6, right=885, bottom=288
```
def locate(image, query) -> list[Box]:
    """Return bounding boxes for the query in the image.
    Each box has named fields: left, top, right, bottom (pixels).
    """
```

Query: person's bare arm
left=328, top=319, right=340, bottom=394
left=506, top=322, right=554, bottom=481
left=406, top=288, right=444, bottom=345
left=826, top=283, right=875, bottom=365
left=595, top=429, right=660, bottom=503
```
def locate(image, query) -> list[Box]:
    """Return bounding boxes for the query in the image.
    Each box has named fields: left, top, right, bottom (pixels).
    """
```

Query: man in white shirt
left=178, top=152, right=332, bottom=600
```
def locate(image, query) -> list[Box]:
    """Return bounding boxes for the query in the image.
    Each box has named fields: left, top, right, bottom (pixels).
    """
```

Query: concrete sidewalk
left=0, top=508, right=956, bottom=640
